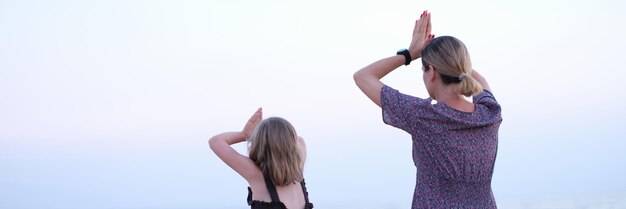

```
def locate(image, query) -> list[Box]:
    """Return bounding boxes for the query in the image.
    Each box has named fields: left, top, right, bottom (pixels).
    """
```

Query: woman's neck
left=434, top=85, right=474, bottom=112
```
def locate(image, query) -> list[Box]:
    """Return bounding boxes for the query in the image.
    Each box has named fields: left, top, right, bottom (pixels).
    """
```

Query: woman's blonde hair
left=248, top=117, right=303, bottom=186
left=421, top=36, right=482, bottom=97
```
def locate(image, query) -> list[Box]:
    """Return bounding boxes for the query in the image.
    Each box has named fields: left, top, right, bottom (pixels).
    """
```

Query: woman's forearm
left=353, top=55, right=405, bottom=107
left=471, top=70, right=491, bottom=92
left=355, top=55, right=405, bottom=80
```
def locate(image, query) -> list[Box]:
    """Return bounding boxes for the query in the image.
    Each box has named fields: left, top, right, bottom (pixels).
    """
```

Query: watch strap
left=396, top=49, right=411, bottom=66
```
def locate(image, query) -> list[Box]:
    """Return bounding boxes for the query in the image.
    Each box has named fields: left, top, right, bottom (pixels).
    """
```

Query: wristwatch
left=396, top=49, right=411, bottom=66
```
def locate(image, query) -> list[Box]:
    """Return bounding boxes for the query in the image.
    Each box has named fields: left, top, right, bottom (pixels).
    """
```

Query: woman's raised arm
left=353, top=11, right=433, bottom=107
left=471, top=70, right=492, bottom=93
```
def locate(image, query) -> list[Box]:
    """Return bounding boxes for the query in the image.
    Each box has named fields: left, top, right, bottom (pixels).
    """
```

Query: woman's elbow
left=208, top=136, right=218, bottom=150
left=353, top=70, right=366, bottom=86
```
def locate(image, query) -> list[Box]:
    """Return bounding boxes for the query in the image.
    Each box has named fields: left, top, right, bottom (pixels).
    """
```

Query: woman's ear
left=427, top=65, right=437, bottom=82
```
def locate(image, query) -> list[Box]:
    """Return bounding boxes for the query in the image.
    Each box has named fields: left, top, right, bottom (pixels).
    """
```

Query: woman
left=353, top=11, right=502, bottom=208
left=209, top=108, right=313, bottom=209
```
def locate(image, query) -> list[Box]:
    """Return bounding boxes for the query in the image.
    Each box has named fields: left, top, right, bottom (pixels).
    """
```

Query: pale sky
left=1, top=0, right=625, bottom=208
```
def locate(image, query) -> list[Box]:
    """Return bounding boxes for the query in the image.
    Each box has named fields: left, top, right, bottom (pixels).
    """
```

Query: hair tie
left=458, top=72, right=467, bottom=81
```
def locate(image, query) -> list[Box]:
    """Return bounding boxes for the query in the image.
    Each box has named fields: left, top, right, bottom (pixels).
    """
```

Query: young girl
left=209, top=108, right=314, bottom=209
left=353, top=11, right=502, bottom=208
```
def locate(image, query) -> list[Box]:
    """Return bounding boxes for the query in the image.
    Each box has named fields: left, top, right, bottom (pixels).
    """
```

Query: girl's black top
left=247, top=174, right=313, bottom=209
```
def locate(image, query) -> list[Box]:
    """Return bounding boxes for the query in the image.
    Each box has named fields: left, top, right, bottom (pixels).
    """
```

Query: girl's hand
left=242, top=107, right=263, bottom=138
left=408, top=10, right=434, bottom=60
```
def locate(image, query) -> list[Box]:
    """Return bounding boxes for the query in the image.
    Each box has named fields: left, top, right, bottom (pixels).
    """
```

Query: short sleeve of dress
left=472, top=90, right=499, bottom=108
left=473, top=90, right=502, bottom=123
left=381, top=85, right=427, bottom=133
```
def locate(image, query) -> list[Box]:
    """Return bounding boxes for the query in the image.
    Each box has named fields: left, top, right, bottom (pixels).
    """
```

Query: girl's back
left=248, top=171, right=310, bottom=209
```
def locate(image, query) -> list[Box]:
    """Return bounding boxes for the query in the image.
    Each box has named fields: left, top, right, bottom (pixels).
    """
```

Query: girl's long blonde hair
left=248, top=117, right=303, bottom=186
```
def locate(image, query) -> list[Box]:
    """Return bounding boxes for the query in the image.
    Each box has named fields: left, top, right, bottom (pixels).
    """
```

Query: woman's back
left=382, top=86, right=502, bottom=208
